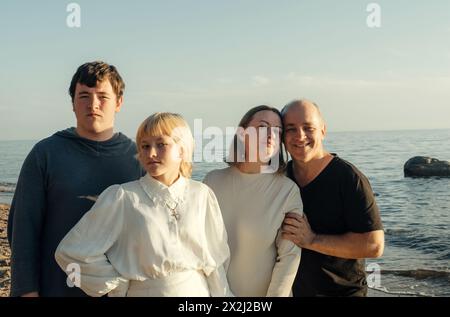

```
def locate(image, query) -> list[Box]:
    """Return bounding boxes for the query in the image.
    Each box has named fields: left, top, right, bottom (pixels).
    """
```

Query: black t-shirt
left=286, top=154, right=383, bottom=297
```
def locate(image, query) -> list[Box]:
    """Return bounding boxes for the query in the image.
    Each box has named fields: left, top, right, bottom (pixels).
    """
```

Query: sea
left=1, top=129, right=449, bottom=297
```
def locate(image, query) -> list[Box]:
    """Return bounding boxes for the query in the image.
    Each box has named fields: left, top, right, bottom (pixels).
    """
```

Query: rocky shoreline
left=0, top=204, right=11, bottom=297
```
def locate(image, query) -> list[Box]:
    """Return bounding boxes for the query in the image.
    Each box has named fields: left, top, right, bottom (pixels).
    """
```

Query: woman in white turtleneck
left=203, top=105, right=303, bottom=297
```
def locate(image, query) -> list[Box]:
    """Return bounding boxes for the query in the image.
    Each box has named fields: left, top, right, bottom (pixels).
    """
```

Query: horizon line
left=0, top=127, right=449, bottom=142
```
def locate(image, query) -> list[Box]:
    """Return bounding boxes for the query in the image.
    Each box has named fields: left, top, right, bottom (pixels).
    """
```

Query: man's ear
left=115, top=96, right=123, bottom=113
left=322, top=124, right=327, bottom=140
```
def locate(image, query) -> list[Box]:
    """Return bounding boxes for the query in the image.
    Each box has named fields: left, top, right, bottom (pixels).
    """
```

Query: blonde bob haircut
left=136, top=112, right=194, bottom=178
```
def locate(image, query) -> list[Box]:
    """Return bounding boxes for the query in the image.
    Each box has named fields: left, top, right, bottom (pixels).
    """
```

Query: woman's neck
left=236, top=161, right=265, bottom=174
left=152, top=171, right=180, bottom=187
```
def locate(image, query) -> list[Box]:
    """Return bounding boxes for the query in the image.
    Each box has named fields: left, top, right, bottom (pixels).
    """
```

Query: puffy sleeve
left=54, top=185, right=129, bottom=297
left=202, top=186, right=234, bottom=297
left=267, top=186, right=303, bottom=297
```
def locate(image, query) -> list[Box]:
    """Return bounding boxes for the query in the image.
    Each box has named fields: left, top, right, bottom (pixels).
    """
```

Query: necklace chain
left=166, top=201, right=180, bottom=220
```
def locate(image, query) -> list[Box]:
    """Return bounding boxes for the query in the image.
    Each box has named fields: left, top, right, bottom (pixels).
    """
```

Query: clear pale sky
left=0, top=0, right=449, bottom=140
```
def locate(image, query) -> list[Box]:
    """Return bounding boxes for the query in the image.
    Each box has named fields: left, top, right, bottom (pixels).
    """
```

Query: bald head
left=281, top=99, right=324, bottom=125
left=282, top=99, right=327, bottom=163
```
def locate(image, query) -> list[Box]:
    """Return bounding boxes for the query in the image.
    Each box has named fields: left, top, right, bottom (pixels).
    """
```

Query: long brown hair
left=226, top=105, right=286, bottom=173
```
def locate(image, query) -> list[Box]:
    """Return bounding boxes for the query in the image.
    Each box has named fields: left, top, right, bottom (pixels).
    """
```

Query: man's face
left=72, top=80, right=122, bottom=139
left=283, top=103, right=326, bottom=163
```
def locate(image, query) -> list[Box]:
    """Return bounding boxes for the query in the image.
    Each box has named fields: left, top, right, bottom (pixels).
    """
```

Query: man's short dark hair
left=69, top=61, right=125, bottom=103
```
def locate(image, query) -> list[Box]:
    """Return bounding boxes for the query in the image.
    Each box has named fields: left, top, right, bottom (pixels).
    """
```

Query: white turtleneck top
left=204, top=166, right=303, bottom=297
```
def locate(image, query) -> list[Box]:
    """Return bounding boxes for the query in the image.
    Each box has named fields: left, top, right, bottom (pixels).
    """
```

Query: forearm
left=206, top=265, right=234, bottom=297
left=267, top=235, right=301, bottom=297
left=9, top=204, right=43, bottom=297
left=308, top=231, right=384, bottom=259
left=8, top=152, right=46, bottom=297
left=283, top=213, right=384, bottom=259
left=9, top=255, right=40, bottom=297
left=55, top=242, right=127, bottom=297
left=267, top=252, right=300, bottom=297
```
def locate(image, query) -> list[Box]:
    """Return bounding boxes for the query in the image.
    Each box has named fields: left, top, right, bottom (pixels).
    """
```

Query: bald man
left=281, top=99, right=384, bottom=297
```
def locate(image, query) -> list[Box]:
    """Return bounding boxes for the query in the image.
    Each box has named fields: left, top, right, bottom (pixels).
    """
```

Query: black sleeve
left=7, top=145, right=46, bottom=296
left=342, top=165, right=383, bottom=233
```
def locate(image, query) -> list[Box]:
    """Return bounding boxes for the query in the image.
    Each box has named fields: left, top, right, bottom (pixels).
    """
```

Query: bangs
left=137, top=113, right=188, bottom=143
left=136, top=112, right=194, bottom=178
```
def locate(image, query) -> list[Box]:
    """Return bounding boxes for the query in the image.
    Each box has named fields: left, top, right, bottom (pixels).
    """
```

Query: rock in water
left=404, top=156, right=450, bottom=177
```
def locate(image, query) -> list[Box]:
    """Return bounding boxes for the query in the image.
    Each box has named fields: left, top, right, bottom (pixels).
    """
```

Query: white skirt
left=123, top=270, right=210, bottom=297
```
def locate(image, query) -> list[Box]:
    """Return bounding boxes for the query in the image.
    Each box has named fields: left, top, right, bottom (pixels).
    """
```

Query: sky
left=0, top=0, right=449, bottom=140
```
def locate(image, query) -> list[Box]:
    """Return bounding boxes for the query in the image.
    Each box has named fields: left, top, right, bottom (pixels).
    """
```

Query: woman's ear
left=236, top=127, right=246, bottom=143
left=178, top=144, right=185, bottom=161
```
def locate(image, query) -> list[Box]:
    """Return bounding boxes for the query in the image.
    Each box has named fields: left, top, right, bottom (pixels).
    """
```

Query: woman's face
left=242, top=110, right=282, bottom=164
left=138, top=134, right=182, bottom=184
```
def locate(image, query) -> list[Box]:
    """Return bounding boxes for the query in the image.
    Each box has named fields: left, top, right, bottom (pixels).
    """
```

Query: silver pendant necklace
left=166, top=201, right=180, bottom=220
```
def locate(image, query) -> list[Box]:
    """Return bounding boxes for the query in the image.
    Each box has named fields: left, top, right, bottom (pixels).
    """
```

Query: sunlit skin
left=138, top=134, right=183, bottom=186
left=283, top=101, right=328, bottom=166
left=73, top=80, right=123, bottom=141
left=281, top=101, right=384, bottom=259
left=237, top=110, right=282, bottom=174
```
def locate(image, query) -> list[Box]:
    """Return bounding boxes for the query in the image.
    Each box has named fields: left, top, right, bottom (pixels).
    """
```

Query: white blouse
left=55, top=174, right=232, bottom=297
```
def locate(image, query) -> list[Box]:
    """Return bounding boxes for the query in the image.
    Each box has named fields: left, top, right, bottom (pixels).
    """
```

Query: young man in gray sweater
left=7, top=61, right=144, bottom=297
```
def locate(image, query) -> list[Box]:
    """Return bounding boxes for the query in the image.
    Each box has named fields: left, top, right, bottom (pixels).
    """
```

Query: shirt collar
left=139, top=173, right=187, bottom=204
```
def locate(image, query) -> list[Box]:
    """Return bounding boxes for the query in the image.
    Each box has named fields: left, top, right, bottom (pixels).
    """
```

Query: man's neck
left=292, top=152, right=333, bottom=187
left=75, top=127, right=115, bottom=142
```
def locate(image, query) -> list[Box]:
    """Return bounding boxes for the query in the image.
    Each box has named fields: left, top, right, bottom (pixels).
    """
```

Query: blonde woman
left=55, top=113, right=232, bottom=297
left=204, top=105, right=303, bottom=297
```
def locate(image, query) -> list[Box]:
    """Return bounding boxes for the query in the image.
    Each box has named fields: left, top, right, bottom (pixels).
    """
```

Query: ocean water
left=0, top=129, right=449, bottom=296
left=323, top=129, right=450, bottom=297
